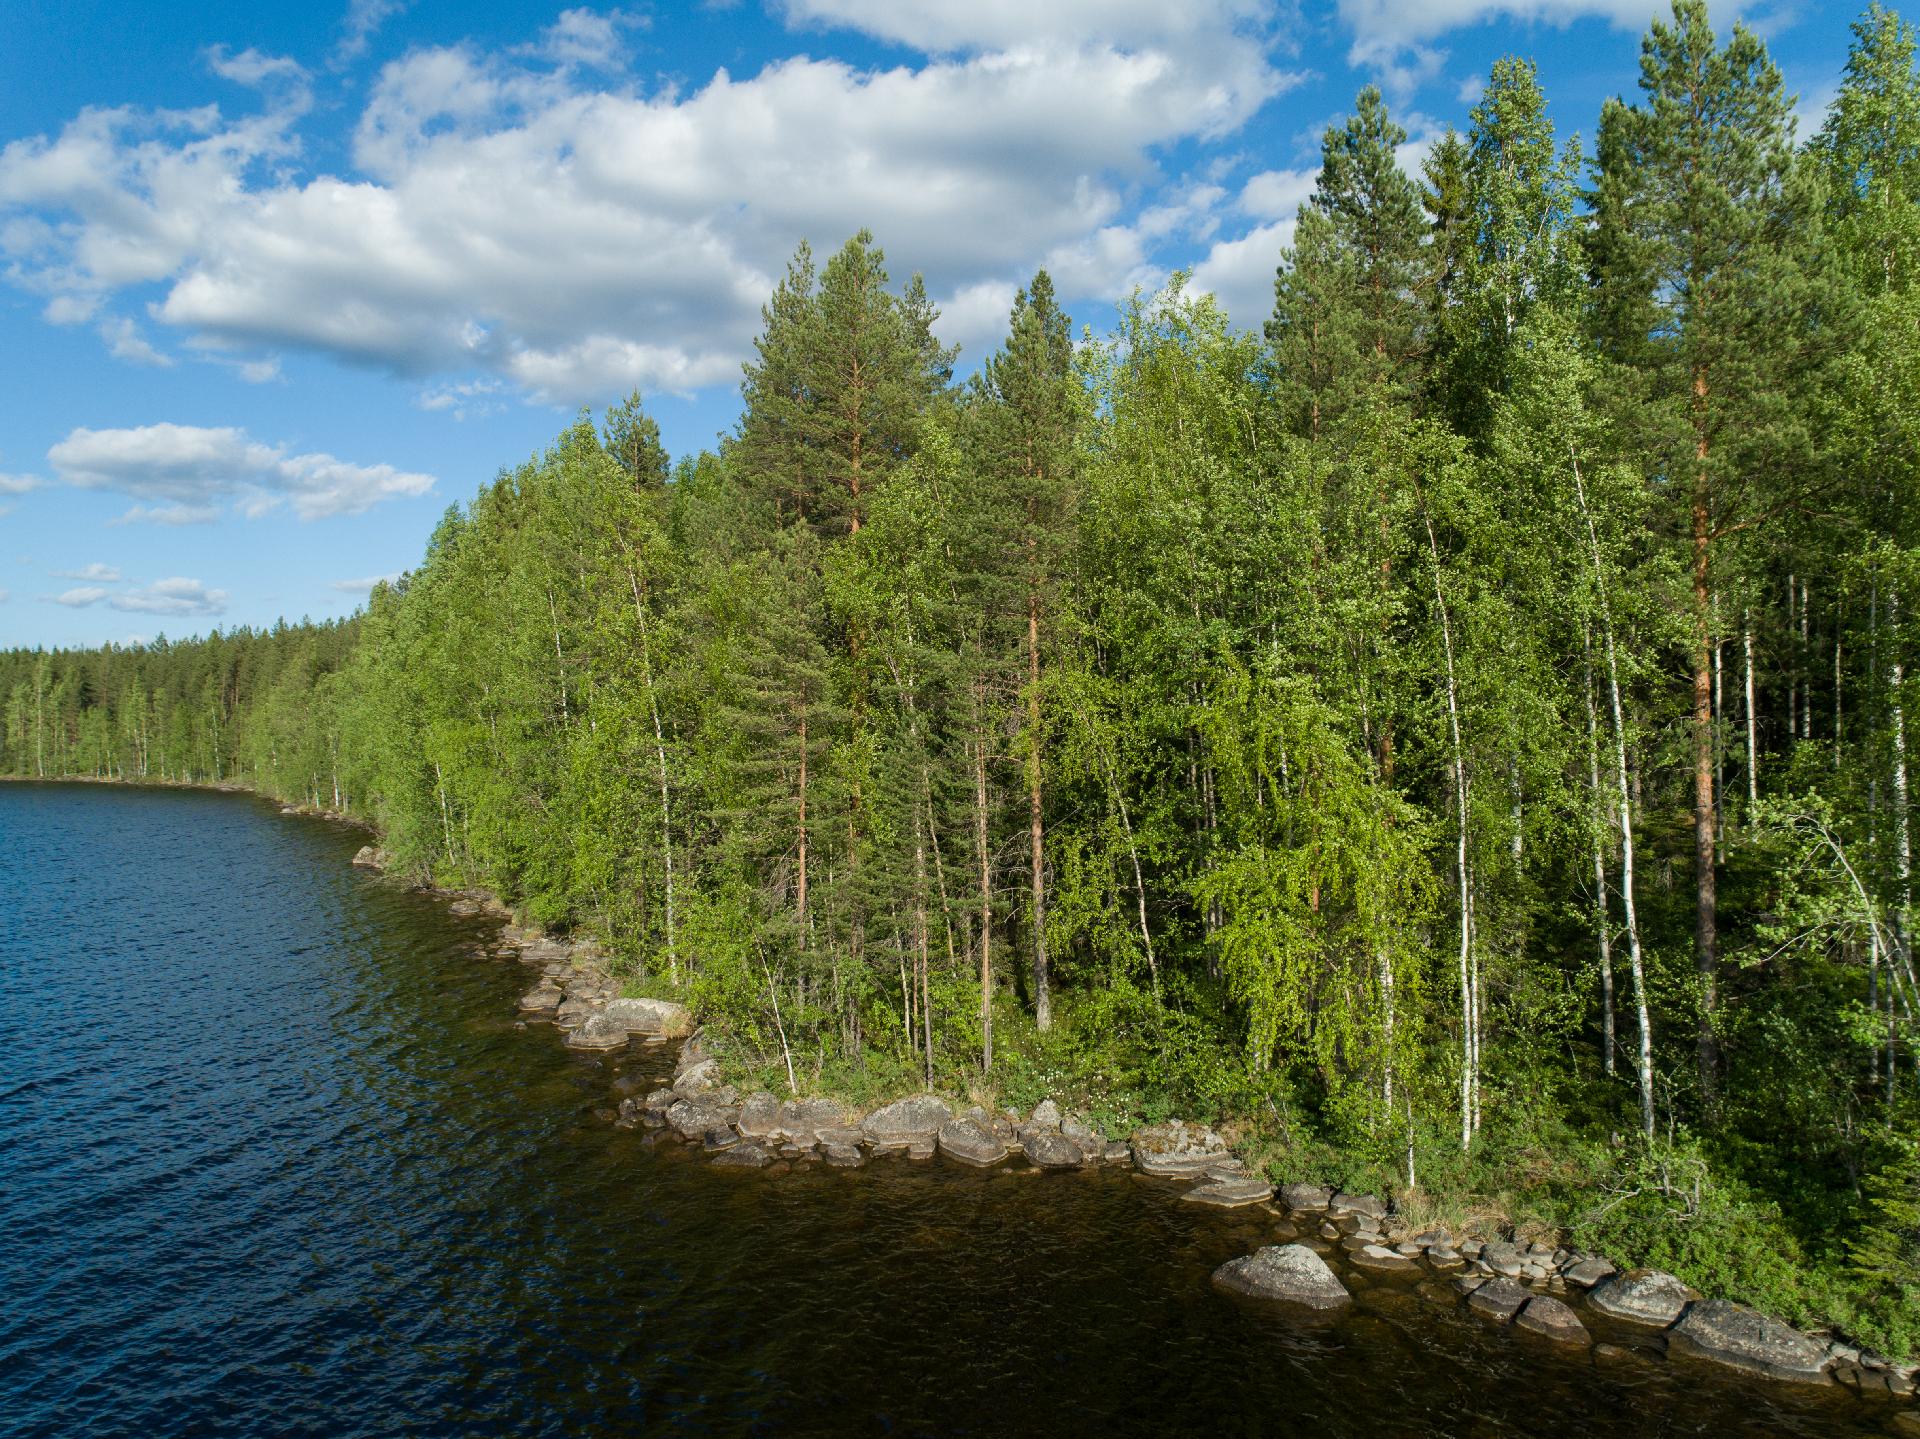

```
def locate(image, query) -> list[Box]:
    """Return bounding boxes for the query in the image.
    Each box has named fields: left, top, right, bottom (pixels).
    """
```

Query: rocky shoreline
left=371, top=840, right=1918, bottom=1418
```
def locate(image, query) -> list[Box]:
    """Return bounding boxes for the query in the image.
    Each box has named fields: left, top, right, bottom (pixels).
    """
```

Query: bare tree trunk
left=1893, top=589, right=1912, bottom=966
left=1573, top=448, right=1656, bottom=1136
left=1423, top=512, right=1476, bottom=1149
left=796, top=711, right=809, bottom=947
left=1801, top=578, right=1813, bottom=741
left=1585, top=627, right=1617, bottom=1078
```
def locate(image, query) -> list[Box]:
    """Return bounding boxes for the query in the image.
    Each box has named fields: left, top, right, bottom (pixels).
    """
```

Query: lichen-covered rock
left=1022, top=1130, right=1086, bottom=1169
left=564, top=1012, right=629, bottom=1050
left=1515, top=1294, right=1590, bottom=1345
left=937, top=1118, right=1009, bottom=1166
left=517, top=982, right=563, bottom=1013
left=1350, top=1244, right=1420, bottom=1276
left=673, top=1058, right=723, bottom=1097
left=736, top=1092, right=780, bottom=1137
left=1329, top=1191, right=1388, bottom=1222
left=1129, top=1119, right=1229, bottom=1177
left=1588, top=1269, right=1689, bottom=1328
left=603, top=996, right=692, bottom=1038
left=1211, top=1244, right=1351, bottom=1310
left=1029, top=1098, right=1062, bottom=1129
left=350, top=845, right=389, bottom=869
left=1563, top=1255, right=1616, bottom=1288
left=775, top=1098, right=847, bottom=1141
left=862, top=1095, right=952, bottom=1142
left=1667, top=1300, right=1831, bottom=1384
left=665, top=1098, right=731, bottom=1140
left=1279, top=1182, right=1332, bottom=1213
left=554, top=996, right=595, bottom=1029
left=1060, top=1115, right=1106, bottom=1161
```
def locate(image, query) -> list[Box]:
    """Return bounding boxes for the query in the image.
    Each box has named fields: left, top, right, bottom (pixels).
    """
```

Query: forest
left=4, top=0, right=1916, bottom=1357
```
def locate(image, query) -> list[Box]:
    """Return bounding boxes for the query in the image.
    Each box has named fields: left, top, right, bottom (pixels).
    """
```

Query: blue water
left=0, top=782, right=1892, bottom=1436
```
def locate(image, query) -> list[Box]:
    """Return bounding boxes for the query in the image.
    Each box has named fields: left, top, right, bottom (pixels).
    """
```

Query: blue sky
left=0, top=0, right=1856, bottom=646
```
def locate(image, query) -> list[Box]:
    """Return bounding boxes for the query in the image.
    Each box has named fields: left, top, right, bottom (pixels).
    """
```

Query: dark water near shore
left=0, top=782, right=1900, bottom=1438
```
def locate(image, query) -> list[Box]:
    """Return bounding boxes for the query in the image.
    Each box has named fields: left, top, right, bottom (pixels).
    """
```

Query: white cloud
left=535, top=9, right=646, bottom=70
left=1238, top=166, right=1316, bottom=221
left=49, top=423, right=435, bottom=520
left=1190, top=218, right=1292, bottom=330
left=52, top=563, right=122, bottom=581
left=1337, top=0, right=1661, bottom=80
left=0, top=473, right=40, bottom=494
left=110, top=577, right=228, bottom=616
left=336, top=0, right=407, bottom=64
left=99, top=315, right=174, bottom=367
left=108, top=502, right=220, bottom=526
left=331, top=572, right=400, bottom=593
left=0, top=5, right=1296, bottom=403
left=207, top=46, right=310, bottom=91
left=52, top=586, right=108, bottom=607
left=416, top=376, right=504, bottom=420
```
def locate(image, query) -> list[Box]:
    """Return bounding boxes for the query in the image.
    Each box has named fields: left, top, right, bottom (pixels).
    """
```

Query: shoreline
left=10, top=774, right=1915, bottom=1412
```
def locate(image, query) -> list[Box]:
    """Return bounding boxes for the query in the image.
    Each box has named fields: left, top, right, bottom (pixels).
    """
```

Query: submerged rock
left=603, top=996, right=692, bottom=1038
left=1211, top=1244, right=1351, bottom=1310
left=1588, top=1269, right=1689, bottom=1328
left=862, top=1095, right=952, bottom=1142
left=937, top=1118, right=1009, bottom=1166
left=712, top=1141, right=771, bottom=1168
left=1668, top=1300, right=1831, bottom=1384
left=1467, top=1277, right=1532, bottom=1323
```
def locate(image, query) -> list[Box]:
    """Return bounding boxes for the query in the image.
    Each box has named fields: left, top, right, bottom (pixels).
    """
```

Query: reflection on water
left=0, top=783, right=1896, bottom=1437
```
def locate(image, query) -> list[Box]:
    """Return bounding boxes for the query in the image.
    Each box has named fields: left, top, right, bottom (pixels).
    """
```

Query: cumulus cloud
left=110, top=577, right=229, bottom=616
left=52, top=586, right=108, bottom=607
left=49, top=423, right=435, bottom=520
left=331, top=572, right=401, bottom=593
left=0, top=472, right=40, bottom=494
left=0, top=4, right=1296, bottom=403
left=1336, top=0, right=1662, bottom=80
left=534, top=9, right=647, bottom=70
left=99, top=315, right=174, bottom=367
left=1191, top=218, right=1293, bottom=329
left=52, top=563, right=122, bottom=581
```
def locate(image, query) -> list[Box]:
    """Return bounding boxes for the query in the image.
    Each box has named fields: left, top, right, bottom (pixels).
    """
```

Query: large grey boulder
left=1029, top=1098, right=1062, bottom=1129
left=1667, top=1300, right=1831, bottom=1384
left=1212, top=1244, right=1351, bottom=1310
left=1329, top=1191, right=1388, bottom=1222
left=673, top=1058, right=723, bottom=1096
left=602, top=996, right=693, bottom=1037
left=665, top=1098, right=733, bottom=1140
left=350, top=845, right=389, bottom=869
left=736, top=1092, right=781, bottom=1137
left=1061, top=1115, right=1106, bottom=1161
left=564, top=1012, right=630, bottom=1050
left=1467, top=1277, right=1532, bottom=1323
left=1129, top=1119, right=1230, bottom=1177
left=862, top=1095, right=952, bottom=1142
left=711, top=1141, right=771, bottom=1168
left=1588, top=1269, right=1689, bottom=1328
left=775, top=1098, right=847, bottom=1141
left=1279, top=1183, right=1332, bottom=1213
left=1022, top=1130, right=1086, bottom=1169
left=937, top=1118, right=1009, bottom=1166
left=518, top=982, right=563, bottom=1012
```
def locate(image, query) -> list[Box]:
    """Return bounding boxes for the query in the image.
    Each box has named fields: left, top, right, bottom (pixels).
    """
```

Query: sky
left=0, top=0, right=1858, bottom=647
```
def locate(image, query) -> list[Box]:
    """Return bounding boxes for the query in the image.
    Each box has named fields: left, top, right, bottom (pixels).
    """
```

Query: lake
left=0, top=782, right=1892, bottom=1437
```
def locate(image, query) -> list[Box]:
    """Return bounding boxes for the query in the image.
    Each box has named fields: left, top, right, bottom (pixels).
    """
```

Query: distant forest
left=5, top=0, right=1917, bottom=1355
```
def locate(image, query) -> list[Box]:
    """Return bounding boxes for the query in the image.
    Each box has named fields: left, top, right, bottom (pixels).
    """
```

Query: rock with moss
left=938, top=1117, right=1009, bottom=1166
left=1212, top=1244, right=1351, bottom=1309
left=862, top=1095, right=952, bottom=1143
left=1587, top=1269, right=1689, bottom=1328
left=1667, top=1300, right=1831, bottom=1384
left=604, top=996, right=692, bottom=1037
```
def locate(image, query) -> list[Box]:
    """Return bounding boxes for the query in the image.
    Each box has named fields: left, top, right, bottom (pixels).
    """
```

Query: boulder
left=1667, top=1300, right=1832, bottom=1385
left=665, top=1098, right=731, bottom=1140
left=564, top=1012, right=630, bottom=1050
left=702, top=1126, right=740, bottom=1151
left=1022, top=1130, right=1086, bottom=1169
left=517, top=983, right=563, bottom=1013
left=822, top=1142, right=865, bottom=1167
left=602, top=996, right=693, bottom=1038
left=862, top=1095, right=952, bottom=1142
left=1467, top=1277, right=1532, bottom=1323
left=1515, top=1294, right=1590, bottom=1345
left=554, top=996, right=596, bottom=1029
left=673, top=1058, right=723, bottom=1096
left=1480, top=1241, right=1526, bottom=1278
left=1563, top=1255, right=1616, bottom=1288
left=1211, top=1244, right=1351, bottom=1310
left=350, top=845, right=389, bottom=869
left=1588, top=1269, right=1689, bottom=1328
left=1029, top=1098, right=1062, bottom=1129
left=712, top=1141, right=771, bottom=1168
left=1329, top=1191, right=1388, bottom=1222
left=1279, top=1183, right=1333, bottom=1213
left=775, top=1098, right=847, bottom=1141
left=937, top=1118, right=1009, bottom=1167
left=736, top=1092, right=781, bottom=1138
left=1183, top=1177, right=1274, bottom=1208
left=1129, top=1120, right=1230, bottom=1177
left=1061, top=1115, right=1106, bottom=1161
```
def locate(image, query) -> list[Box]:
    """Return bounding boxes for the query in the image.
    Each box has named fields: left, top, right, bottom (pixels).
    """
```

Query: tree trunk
left=1689, top=438, right=1720, bottom=1111
left=1027, top=573, right=1051, bottom=1033
left=1585, top=627, right=1617, bottom=1078
left=972, top=701, right=994, bottom=1075
left=1423, top=511, right=1476, bottom=1149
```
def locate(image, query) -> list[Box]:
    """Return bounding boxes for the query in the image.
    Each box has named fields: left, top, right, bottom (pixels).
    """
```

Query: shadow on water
left=0, top=782, right=1903, bottom=1438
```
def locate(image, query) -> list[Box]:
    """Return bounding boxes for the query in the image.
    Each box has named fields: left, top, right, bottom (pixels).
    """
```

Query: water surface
left=0, top=782, right=1895, bottom=1437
